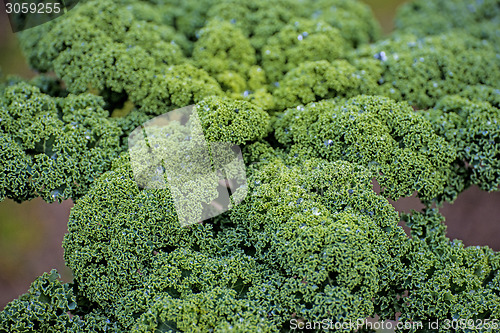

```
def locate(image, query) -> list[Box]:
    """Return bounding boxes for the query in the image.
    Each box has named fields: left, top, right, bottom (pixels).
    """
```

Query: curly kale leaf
left=424, top=95, right=500, bottom=194
left=62, top=154, right=273, bottom=330
left=195, top=96, right=270, bottom=145
left=272, top=60, right=380, bottom=111
left=0, top=82, right=123, bottom=202
left=206, top=0, right=309, bottom=52
left=399, top=209, right=500, bottom=328
left=18, top=0, right=223, bottom=116
left=193, top=19, right=256, bottom=94
left=231, top=157, right=410, bottom=322
left=395, top=0, right=500, bottom=51
left=261, top=19, right=348, bottom=85
left=0, top=270, right=123, bottom=333
left=311, top=0, right=381, bottom=47
left=355, top=32, right=500, bottom=108
left=275, top=95, right=456, bottom=203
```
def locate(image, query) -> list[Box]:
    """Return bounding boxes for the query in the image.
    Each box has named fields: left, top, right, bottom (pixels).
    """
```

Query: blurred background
left=1, top=0, right=500, bottom=316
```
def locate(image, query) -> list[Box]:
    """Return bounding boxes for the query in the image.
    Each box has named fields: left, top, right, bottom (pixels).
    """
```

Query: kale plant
left=1, top=0, right=500, bottom=332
